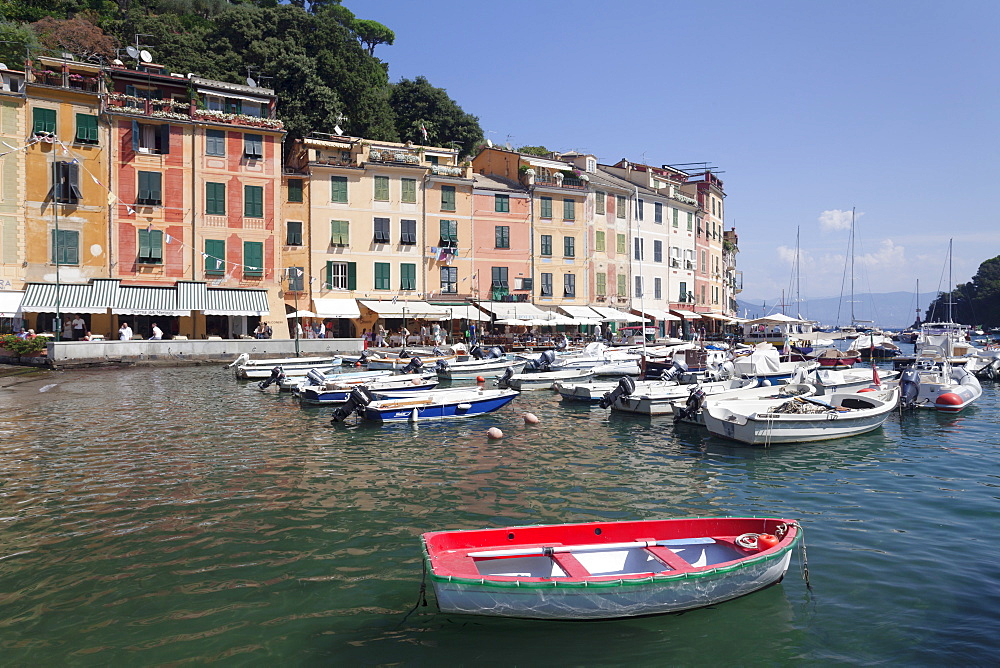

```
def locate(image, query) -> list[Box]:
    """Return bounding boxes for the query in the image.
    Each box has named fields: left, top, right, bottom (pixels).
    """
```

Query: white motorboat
left=589, top=358, right=642, bottom=376
left=496, top=367, right=595, bottom=391
left=555, top=378, right=679, bottom=402
left=365, top=350, right=458, bottom=371
left=435, top=356, right=526, bottom=381
left=297, top=372, right=438, bottom=404
left=702, top=387, right=900, bottom=445
left=788, top=366, right=900, bottom=396
left=332, top=385, right=519, bottom=423
left=598, top=376, right=759, bottom=415
left=671, top=383, right=817, bottom=426
left=229, top=352, right=342, bottom=379
left=277, top=368, right=393, bottom=391
left=897, top=361, right=982, bottom=412
left=237, top=360, right=342, bottom=380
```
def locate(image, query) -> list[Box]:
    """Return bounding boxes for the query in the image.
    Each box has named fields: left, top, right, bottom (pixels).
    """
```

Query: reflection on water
left=0, top=366, right=997, bottom=664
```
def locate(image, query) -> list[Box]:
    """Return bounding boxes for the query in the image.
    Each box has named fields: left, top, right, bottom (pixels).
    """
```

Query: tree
left=517, top=145, right=553, bottom=157
left=390, top=75, right=482, bottom=158
left=0, top=20, right=40, bottom=65
left=352, top=18, right=393, bottom=55
left=924, top=255, right=1000, bottom=327
left=30, top=15, right=116, bottom=61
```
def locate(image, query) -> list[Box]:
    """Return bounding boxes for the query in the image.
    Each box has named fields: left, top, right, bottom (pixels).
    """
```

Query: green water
left=0, top=364, right=998, bottom=665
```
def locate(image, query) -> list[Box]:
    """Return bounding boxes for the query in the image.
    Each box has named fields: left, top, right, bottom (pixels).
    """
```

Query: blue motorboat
left=298, top=373, right=438, bottom=405
left=331, top=386, right=518, bottom=423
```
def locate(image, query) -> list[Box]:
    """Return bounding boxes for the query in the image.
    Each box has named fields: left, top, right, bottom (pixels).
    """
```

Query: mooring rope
left=399, top=560, right=429, bottom=626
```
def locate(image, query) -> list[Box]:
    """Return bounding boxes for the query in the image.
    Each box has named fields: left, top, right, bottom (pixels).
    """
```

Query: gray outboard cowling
left=675, top=386, right=707, bottom=422
left=495, top=366, right=515, bottom=388
left=400, top=356, right=423, bottom=375
left=257, top=366, right=284, bottom=390
left=526, top=350, right=556, bottom=372
left=486, top=346, right=504, bottom=359
left=599, top=376, right=637, bottom=409
left=899, top=368, right=921, bottom=409
left=331, top=386, right=374, bottom=422
left=435, top=359, right=450, bottom=372
left=305, top=369, right=326, bottom=386
left=660, top=360, right=688, bottom=382
left=470, top=345, right=485, bottom=360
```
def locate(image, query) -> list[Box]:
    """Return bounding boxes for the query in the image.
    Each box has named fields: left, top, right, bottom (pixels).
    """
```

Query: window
left=634, top=237, right=643, bottom=261
left=595, top=191, right=605, bottom=215
left=653, top=240, right=663, bottom=263
left=401, top=178, right=417, bottom=203
left=687, top=212, right=693, bottom=231
left=287, top=267, right=304, bottom=292
left=206, top=182, right=226, bottom=215
left=634, top=276, right=643, bottom=298
left=563, top=198, right=575, bottom=221
left=75, top=114, right=98, bottom=144
left=563, top=273, right=576, bottom=297
left=655, top=277, right=662, bottom=300
left=286, top=221, right=303, bottom=246
left=439, top=219, right=458, bottom=247
left=441, top=185, right=456, bottom=211
left=495, top=194, right=509, bottom=212
left=540, top=272, right=553, bottom=296
left=331, top=176, right=348, bottom=203
left=52, top=161, right=82, bottom=204
left=540, top=234, right=552, bottom=256
left=373, top=217, right=390, bottom=243
left=596, top=272, right=607, bottom=296
left=206, top=129, right=225, bottom=156
left=540, top=196, right=552, bottom=219
left=617, top=274, right=626, bottom=297
left=491, top=266, right=509, bottom=289
left=225, top=97, right=242, bottom=114
left=440, top=266, right=457, bottom=293
left=137, top=171, right=162, bottom=206
left=133, top=121, right=169, bottom=154
left=244, top=185, right=263, bottom=218
left=701, top=285, right=707, bottom=304
left=325, top=261, right=356, bottom=290
left=400, top=219, right=416, bottom=245
left=243, top=241, right=263, bottom=276
left=330, top=220, right=349, bottom=246
left=495, top=225, right=510, bottom=249
left=51, top=229, right=79, bottom=265
left=33, top=107, right=56, bottom=135
left=374, top=176, right=389, bottom=201
left=679, top=281, right=688, bottom=302
left=204, top=239, right=225, bottom=275
left=701, top=250, right=707, bottom=273
left=564, top=236, right=575, bottom=257
left=616, top=233, right=626, bottom=254
left=655, top=202, right=663, bottom=224
left=241, top=101, right=262, bottom=118
left=595, top=230, right=605, bottom=252
left=673, top=208, right=679, bottom=227
left=400, top=263, right=416, bottom=290
left=287, top=178, right=303, bottom=203
left=637, top=199, right=644, bottom=221
left=374, top=262, right=390, bottom=290
left=243, top=133, right=263, bottom=159
left=616, top=195, right=626, bottom=219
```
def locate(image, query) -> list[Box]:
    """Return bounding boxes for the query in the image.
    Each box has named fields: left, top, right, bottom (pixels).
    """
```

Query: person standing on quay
left=150, top=323, right=163, bottom=340
left=119, top=322, right=132, bottom=341
left=72, top=314, right=86, bottom=340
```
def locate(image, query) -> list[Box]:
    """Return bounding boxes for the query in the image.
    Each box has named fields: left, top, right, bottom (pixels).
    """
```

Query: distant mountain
left=736, top=292, right=939, bottom=330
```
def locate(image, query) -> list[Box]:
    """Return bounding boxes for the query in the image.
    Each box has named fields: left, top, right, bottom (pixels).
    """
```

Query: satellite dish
left=505, top=142, right=513, bottom=151
left=126, top=46, right=139, bottom=59
left=486, top=138, right=493, bottom=148
left=112, top=59, right=124, bottom=66
left=334, top=125, right=344, bottom=135
left=139, top=50, right=153, bottom=63
left=246, top=77, right=257, bottom=88
left=0, top=63, right=6, bottom=71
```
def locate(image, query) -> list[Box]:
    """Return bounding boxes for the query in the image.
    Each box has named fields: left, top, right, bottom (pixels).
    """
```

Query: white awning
left=557, top=305, right=603, bottom=323
left=747, top=313, right=808, bottom=324
left=313, top=298, right=361, bottom=319
left=443, top=304, right=491, bottom=321
left=527, top=157, right=572, bottom=172
left=590, top=306, right=646, bottom=323
left=0, top=291, right=24, bottom=317
left=671, top=309, right=702, bottom=319
left=359, top=300, right=450, bottom=320
left=635, top=308, right=680, bottom=322
left=700, top=312, right=736, bottom=322
left=474, top=301, right=549, bottom=320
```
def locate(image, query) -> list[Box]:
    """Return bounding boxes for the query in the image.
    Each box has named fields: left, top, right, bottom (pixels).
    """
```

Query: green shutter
left=347, top=262, right=357, bottom=290
left=596, top=272, right=606, bottom=296
left=206, top=182, right=225, bottom=215
left=331, top=176, right=348, bottom=203
left=441, top=185, right=455, bottom=211
left=401, top=178, right=416, bottom=203
left=540, top=197, right=552, bottom=219
left=563, top=199, right=575, bottom=220
left=374, top=262, right=390, bottom=290
left=33, top=108, right=56, bottom=134
left=244, top=241, right=263, bottom=275
left=150, top=230, right=163, bottom=261
left=325, top=260, right=334, bottom=289
left=138, top=229, right=150, bottom=258
left=331, top=220, right=349, bottom=246
left=596, top=230, right=605, bottom=252
left=205, top=239, right=225, bottom=274
left=287, top=179, right=303, bottom=202
left=617, top=233, right=626, bottom=254
left=401, top=263, right=416, bottom=290
left=244, top=185, right=263, bottom=217
left=596, top=191, right=605, bottom=215
left=374, top=176, right=389, bottom=201
left=75, top=114, right=98, bottom=143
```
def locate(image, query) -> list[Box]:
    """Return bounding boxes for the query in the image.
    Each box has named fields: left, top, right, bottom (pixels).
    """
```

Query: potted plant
left=0, top=334, right=49, bottom=358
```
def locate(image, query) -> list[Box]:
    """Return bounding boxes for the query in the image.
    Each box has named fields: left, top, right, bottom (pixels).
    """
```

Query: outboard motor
left=305, top=368, right=326, bottom=387
left=435, top=359, right=450, bottom=373
left=659, top=360, right=688, bottom=382
left=398, top=349, right=411, bottom=359
left=675, top=386, right=707, bottom=423
left=598, top=376, right=637, bottom=409
left=495, top=366, right=515, bottom=388
left=486, top=346, right=504, bottom=360
left=357, top=350, right=371, bottom=365
left=257, top=366, right=284, bottom=390
left=899, top=368, right=921, bottom=409
left=400, top=356, right=423, bottom=375
left=470, top=345, right=485, bottom=360
left=976, top=358, right=1000, bottom=381
left=432, top=346, right=444, bottom=356
left=331, top=386, right=374, bottom=422
left=525, top=350, right=556, bottom=372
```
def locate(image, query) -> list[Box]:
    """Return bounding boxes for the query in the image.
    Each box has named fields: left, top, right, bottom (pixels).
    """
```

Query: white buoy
left=487, top=427, right=503, bottom=439
left=523, top=412, right=539, bottom=424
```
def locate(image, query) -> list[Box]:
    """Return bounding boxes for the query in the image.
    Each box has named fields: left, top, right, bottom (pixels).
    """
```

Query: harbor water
left=0, top=358, right=998, bottom=665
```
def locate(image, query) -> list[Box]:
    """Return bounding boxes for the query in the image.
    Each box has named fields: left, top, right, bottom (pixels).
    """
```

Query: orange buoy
left=756, top=534, right=779, bottom=550
left=857, top=387, right=877, bottom=393
left=355, top=362, right=362, bottom=367
left=476, top=376, right=486, bottom=383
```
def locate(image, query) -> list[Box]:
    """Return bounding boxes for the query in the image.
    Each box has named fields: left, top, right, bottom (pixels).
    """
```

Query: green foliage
left=390, top=76, right=482, bottom=158
left=352, top=18, right=393, bottom=55
left=0, top=334, right=48, bottom=356
left=0, top=19, right=40, bottom=64
left=517, top=145, right=553, bottom=157
left=924, top=255, right=1000, bottom=327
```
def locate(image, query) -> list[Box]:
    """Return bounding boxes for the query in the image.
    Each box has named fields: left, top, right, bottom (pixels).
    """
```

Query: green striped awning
left=114, top=286, right=188, bottom=316
left=20, top=283, right=105, bottom=313
left=204, top=288, right=269, bottom=316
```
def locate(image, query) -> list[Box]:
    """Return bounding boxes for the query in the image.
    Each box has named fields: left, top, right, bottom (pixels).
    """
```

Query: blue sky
left=357, top=0, right=1000, bottom=303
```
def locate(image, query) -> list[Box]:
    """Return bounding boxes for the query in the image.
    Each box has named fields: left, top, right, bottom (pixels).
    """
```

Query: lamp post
left=52, top=156, right=62, bottom=341
left=286, top=268, right=301, bottom=357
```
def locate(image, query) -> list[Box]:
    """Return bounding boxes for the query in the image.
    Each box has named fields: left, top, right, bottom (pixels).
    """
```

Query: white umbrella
left=286, top=310, right=317, bottom=318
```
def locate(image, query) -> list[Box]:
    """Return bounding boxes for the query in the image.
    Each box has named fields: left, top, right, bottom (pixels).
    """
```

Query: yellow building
left=0, top=64, right=26, bottom=317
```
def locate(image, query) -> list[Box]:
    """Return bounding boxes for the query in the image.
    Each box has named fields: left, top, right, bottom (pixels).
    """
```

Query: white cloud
left=857, top=238, right=905, bottom=269
left=818, top=209, right=862, bottom=232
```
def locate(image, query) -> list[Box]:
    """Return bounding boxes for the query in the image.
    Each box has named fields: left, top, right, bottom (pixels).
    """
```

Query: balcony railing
left=431, top=163, right=465, bottom=177
left=671, top=192, right=698, bottom=206
left=534, top=176, right=587, bottom=189
left=104, top=94, right=283, bottom=129
left=368, top=148, right=420, bottom=165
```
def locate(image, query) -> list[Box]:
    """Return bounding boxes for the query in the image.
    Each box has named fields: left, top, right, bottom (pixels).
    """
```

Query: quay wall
left=24, top=338, right=366, bottom=369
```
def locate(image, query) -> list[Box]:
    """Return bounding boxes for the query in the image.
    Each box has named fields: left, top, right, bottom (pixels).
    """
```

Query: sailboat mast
left=948, top=238, right=953, bottom=323
left=850, top=207, right=856, bottom=326
left=795, top=225, right=801, bottom=317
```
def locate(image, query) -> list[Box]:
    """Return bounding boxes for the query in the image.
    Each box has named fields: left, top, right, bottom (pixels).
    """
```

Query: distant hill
left=736, top=292, right=939, bottom=330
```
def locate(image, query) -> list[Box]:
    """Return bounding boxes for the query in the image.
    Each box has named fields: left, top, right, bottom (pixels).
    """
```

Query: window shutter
left=150, top=230, right=163, bottom=260
left=132, top=120, right=140, bottom=151
left=138, top=229, right=150, bottom=258
left=324, top=260, right=333, bottom=289
left=151, top=172, right=162, bottom=203
left=347, top=262, right=357, bottom=290
left=63, top=231, right=79, bottom=264
left=158, top=124, right=169, bottom=154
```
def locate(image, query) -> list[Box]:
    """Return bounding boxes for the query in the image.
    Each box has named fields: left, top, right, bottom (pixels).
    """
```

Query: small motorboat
left=331, top=385, right=518, bottom=423
left=897, top=362, right=982, bottom=412
left=495, top=366, right=594, bottom=391
left=229, top=352, right=343, bottom=379
left=363, top=349, right=459, bottom=371
left=435, top=354, right=526, bottom=381
left=277, top=368, right=393, bottom=392
left=788, top=365, right=899, bottom=396
left=671, top=382, right=817, bottom=426
left=296, top=372, right=438, bottom=404
left=702, top=386, right=900, bottom=445
left=598, top=376, right=759, bottom=415
left=808, top=347, right=861, bottom=370
left=421, top=516, right=802, bottom=620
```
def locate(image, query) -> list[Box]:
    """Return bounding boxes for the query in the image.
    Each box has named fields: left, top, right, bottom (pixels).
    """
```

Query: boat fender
left=736, top=532, right=779, bottom=550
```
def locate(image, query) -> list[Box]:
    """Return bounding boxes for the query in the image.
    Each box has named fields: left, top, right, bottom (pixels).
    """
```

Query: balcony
left=105, top=94, right=284, bottom=129
left=431, top=163, right=466, bottom=177
left=534, top=176, right=586, bottom=190
left=192, top=108, right=283, bottom=130
left=671, top=192, right=698, bottom=206
left=367, top=147, right=420, bottom=165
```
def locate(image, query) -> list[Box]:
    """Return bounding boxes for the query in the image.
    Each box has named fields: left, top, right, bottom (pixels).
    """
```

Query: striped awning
left=590, top=306, right=646, bottom=323
left=114, top=286, right=188, bottom=316
left=473, top=300, right=548, bottom=320
left=176, top=281, right=209, bottom=311
left=205, top=288, right=269, bottom=316
left=0, top=291, right=24, bottom=317
left=20, top=283, right=105, bottom=313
